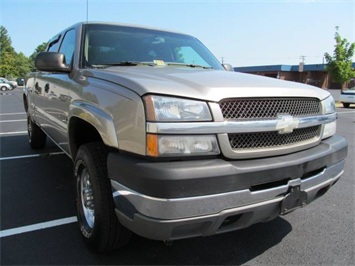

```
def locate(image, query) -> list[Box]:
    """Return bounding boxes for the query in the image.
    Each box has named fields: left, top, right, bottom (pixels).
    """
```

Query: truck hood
left=84, top=66, right=330, bottom=101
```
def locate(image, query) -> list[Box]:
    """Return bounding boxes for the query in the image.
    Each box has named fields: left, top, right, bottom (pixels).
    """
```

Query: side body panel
left=34, top=73, right=72, bottom=152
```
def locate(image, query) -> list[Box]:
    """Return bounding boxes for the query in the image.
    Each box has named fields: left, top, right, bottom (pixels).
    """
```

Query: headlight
left=322, top=95, right=336, bottom=139
left=322, top=121, right=336, bottom=139
left=144, top=95, right=212, bottom=121
left=147, top=134, right=220, bottom=157
left=323, top=95, right=335, bottom=114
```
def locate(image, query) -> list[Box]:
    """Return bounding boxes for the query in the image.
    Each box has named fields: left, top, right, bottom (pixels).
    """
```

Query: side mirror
left=222, top=63, right=234, bottom=72
left=35, top=52, right=71, bottom=73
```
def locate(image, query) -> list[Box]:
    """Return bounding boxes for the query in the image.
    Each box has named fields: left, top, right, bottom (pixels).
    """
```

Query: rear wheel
left=75, top=143, right=131, bottom=252
left=27, top=116, right=47, bottom=149
left=343, top=103, right=350, bottom=108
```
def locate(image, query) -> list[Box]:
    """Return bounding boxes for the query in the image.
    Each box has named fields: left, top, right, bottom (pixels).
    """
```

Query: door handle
left=45, top=83, right=50, bottom=93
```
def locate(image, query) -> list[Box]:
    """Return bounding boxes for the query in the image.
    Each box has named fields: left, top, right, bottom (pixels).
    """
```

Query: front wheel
left=1, top=86, right=7, bottom=91
left=75, top=143, right=131, bottom=252
left=27, top=116, right=46, bottom=149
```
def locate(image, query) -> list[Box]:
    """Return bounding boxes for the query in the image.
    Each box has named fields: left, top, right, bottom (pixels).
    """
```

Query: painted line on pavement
left=0, top=119, right=26, bottom=123
left=0, top=216, right=77, bottom=238
left=0, top=152, right=65, bottom=161
left=337, top=110, right=355, bottom=114
left=0, top=131, right=27, bottom=136
left=0, top=112, right=26, bottom=116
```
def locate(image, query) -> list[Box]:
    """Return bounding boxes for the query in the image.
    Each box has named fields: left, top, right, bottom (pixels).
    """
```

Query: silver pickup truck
left=24, top=22, right=348, bottom=252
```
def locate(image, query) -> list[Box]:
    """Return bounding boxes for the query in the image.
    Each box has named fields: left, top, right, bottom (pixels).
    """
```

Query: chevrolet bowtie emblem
left=275, top=115, right=300, bottom=134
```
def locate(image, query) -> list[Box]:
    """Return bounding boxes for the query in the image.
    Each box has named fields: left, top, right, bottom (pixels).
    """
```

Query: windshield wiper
left=106, top=61, right=141, bottom=66
left=167, top=63, right=213, bottom=69
left=91, top=61, right=155, bottom=68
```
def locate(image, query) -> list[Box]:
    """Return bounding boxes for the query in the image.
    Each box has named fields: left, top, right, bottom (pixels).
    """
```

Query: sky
left=1, top=0, right=354, bottom=67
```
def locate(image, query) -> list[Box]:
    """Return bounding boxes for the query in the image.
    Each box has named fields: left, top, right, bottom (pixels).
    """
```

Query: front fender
left=69, top=101, right=119, bottom=148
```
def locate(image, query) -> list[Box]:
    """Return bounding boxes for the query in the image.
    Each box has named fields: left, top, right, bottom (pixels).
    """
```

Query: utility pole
left=299, top=55, right=306, bottom=83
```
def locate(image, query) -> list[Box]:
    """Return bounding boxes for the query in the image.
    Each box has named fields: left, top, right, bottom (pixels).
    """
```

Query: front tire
left=27, top=116, right=47, bottom=149
left=1, top=86, right=7, bottom=91
left=75, top=143, right=131, bottom=252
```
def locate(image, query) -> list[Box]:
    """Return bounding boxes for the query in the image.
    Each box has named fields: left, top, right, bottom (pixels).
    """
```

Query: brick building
left=234, top=63, right=355, bottom=89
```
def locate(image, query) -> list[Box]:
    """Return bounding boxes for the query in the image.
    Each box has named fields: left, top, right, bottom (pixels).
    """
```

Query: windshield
left=82, top=24, right=223, bottom=70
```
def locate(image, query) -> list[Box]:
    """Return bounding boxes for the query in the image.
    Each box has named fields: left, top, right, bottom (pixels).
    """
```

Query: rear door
left=35, top=29, right=76, bottom=153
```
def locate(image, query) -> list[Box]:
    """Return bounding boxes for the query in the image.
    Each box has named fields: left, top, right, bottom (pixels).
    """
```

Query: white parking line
left=0, top=112, right=26, bottom=116
left=0, top=119, right=26, bottom=123
left=0, top=216, right=77, bottom=238
left=0, top=152, right=65, bottom=161
left=0, top=131, right=27, bottom=135
left=337, top=110, right=355, bottom=114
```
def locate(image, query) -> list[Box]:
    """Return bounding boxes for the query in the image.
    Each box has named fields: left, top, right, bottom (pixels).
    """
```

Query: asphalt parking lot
left=0, top=88, right=354, bottom=265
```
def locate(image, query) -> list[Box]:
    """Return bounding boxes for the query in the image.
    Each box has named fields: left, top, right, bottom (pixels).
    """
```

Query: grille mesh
left=228, top=126, right=320, bottom=150
left=218, top=98, right=322, bottom=154
left=219, top=98, right=321, bottom=120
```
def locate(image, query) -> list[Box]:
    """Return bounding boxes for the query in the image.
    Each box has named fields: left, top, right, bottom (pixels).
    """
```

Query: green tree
left=15, top=52, right=32, bottom=77
left=0, top=26, right=33, bottom=78
left=0, top=26, right=14, bottom=54
left=0, top=26, right=17, bottom=77
left=324, top=27, right=355, bottom=89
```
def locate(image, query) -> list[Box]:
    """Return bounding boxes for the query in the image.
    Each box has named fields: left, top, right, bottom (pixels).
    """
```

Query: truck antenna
left=86, top=0, right=89, bottom=22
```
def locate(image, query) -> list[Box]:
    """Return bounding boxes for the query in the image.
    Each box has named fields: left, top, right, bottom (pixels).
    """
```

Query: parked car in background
left=339, top=87, right=355, bottom=108
left=0, top=77, right=17, bottom=89
left=0, top=79, right=12, bottom=91
left=16, top=77, right=25, bottom=86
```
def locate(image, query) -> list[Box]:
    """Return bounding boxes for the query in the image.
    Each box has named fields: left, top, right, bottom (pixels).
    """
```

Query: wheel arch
left=68, top=101, right=119, bottom=160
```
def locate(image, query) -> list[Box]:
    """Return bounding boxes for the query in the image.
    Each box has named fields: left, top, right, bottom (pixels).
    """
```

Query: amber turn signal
left=146, top=134, right=158, bottom=157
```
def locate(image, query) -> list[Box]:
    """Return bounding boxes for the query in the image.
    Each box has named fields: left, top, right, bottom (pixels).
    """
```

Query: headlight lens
left=322, top=121, right=336, bottom=139
left=144, top=95, right=212, bottom=121
left=147, top=134, right=220, bottom=157
left=322, top=95, right=336, bottom=139
left=323, top=95, right=335, bottom=114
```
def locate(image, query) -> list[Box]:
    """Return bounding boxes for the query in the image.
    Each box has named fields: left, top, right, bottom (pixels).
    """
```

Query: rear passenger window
left=59, top=29, right=76, bottom=65
left=47, top=36, right=61, bottom=52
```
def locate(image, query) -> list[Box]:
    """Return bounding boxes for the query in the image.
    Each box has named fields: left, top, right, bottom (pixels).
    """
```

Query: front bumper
left=108, top=135, right=347, bottom=241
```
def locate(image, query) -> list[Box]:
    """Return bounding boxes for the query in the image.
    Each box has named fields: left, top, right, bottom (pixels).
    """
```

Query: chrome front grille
left=219, top=98, right=321, bottom=120
left=218, top=98, right=322, bottom=157
left=228, top=126, right=320, bottom=150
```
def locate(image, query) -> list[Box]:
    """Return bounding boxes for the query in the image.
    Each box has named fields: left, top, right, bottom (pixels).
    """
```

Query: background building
left=234, top=63, right=355, bottom=89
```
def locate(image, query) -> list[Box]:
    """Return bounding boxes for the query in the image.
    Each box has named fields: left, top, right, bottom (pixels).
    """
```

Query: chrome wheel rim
left=80, top=168, right=95, bottom=229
